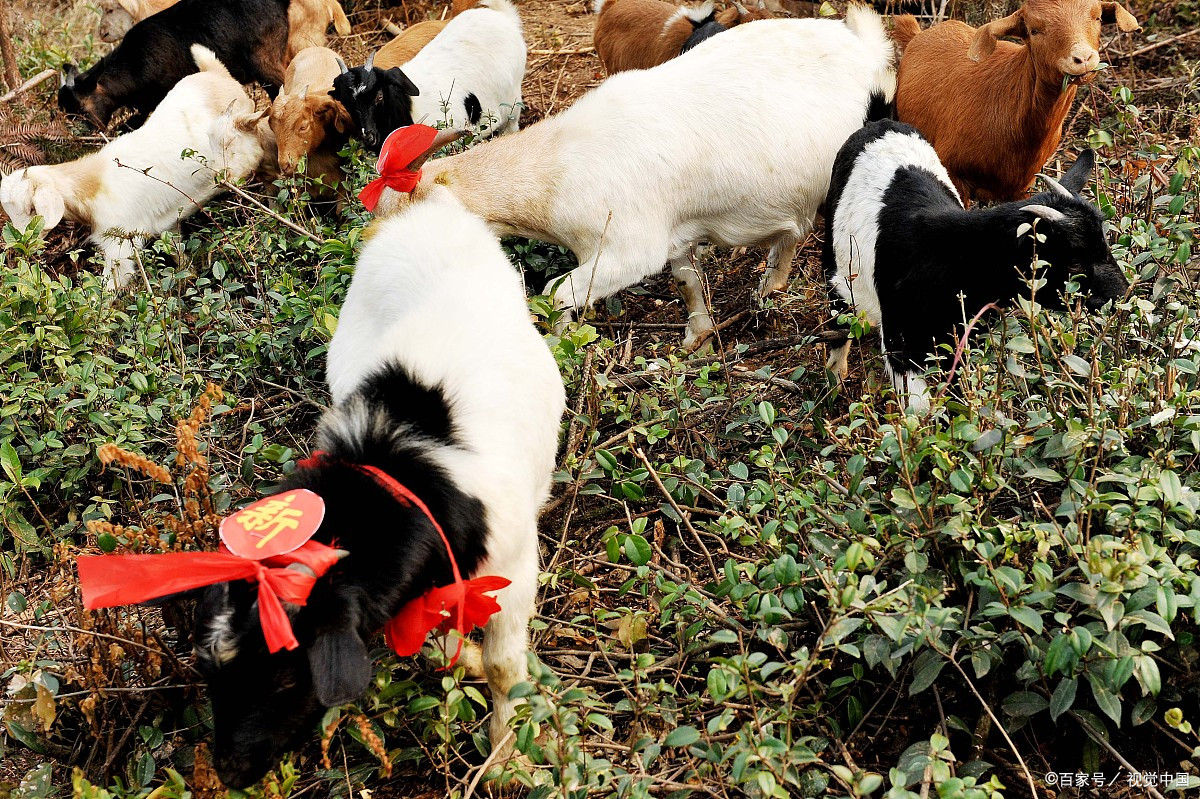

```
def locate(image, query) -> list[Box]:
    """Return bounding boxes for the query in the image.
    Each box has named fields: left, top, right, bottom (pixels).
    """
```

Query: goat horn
left=364, top=50, right=375, bottom=71
left=1037, top=172, right=1074, bottom=199
left=61, top=65, right=76, bottom=89
left=336, top=56, right=349, bottom=74
left=286, top=561, right=317, bottom=578
left=1020, top=204, right=1067, bottom=223
left=734, top=1, right=748, bottom=12
left=334, top=549, right=351, bottom=561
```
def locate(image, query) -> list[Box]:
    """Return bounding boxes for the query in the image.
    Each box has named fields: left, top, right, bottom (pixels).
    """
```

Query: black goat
left=823, top=119, right=1129, bottom=411
left=59, top=0, right=290, bottom=129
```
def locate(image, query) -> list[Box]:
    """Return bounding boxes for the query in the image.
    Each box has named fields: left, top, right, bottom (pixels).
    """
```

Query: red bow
left=301, top=452, right=510, bottom=666
left=358, top=124, right=439, bottom=212
left=78, top=540, right=344, bottom=653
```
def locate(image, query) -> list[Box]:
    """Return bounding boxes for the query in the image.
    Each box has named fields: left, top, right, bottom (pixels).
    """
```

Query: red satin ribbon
left=77, top=540, right=343, bottom=653
left=358, top=124, right=439, bottom=212
left=300, top=451, right=510, bottom=666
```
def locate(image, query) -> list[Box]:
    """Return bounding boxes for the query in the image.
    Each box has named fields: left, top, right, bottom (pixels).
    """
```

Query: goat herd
left=6, top=0, right=1146, bottom=787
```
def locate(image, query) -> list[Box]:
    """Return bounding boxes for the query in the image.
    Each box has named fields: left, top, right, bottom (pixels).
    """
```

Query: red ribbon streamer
left=301, top=452, right=510, bottom=666
left=78, top=540, right=343, bottom=653
left=358, top=124, right=439, bottom=212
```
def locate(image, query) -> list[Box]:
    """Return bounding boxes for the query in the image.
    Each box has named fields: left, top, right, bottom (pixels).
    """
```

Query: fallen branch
left=1, top=68, right=56, bottom=104
left=1111, top=27, right=1200, bottom=60
left=529, top=46, right=595, bottom=55
left=220, top=179, right=321, bottom=242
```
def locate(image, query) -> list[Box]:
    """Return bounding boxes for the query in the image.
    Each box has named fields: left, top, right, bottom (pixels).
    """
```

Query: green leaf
left=1003, top=691, right=1048, bottom=719
left=664, top=726, right=700, bottom=747
left=1008, top=606, right=1045, bottom=634
left=6, top=591, right=27, bottom=614
left=624, top=534, right=651, bottom=566
left=1050, top=678, right=1077, bottom=722
left=1087, top=674, right=1123, bottom=726
left=0, top=440, right=21, bottom=484
left=97, top=533, right=118, bottom=553
left=909, top=651, right=946, bottom=695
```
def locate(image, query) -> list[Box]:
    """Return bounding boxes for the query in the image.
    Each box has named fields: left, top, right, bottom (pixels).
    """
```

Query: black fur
left=58, top=0, right=289, bottom=129
left=681, top=14, right=727, bottom=53
left=194, top=361, right=488, bottom=787
left=824, top=119, right=1128, bottom=384
left=330, top=65, right=420, bottom=153
left=464, top=92, right=482, bottom=125
left=864, top=89, right=894, bottom=124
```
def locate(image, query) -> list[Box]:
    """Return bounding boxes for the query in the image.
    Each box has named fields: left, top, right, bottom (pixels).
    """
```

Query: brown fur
left=375, top=20, right=450, bottom=69
left=268, top=47, right=350, bottom=193
left=376, top=126, right=560, bottom=241
left=895, top=0, right=1138, bottom=201
left=287, top=0, right=352, bottom=59
left=891, top=13, right=919, bottom=54
left=451, top=0, right=481, bottom=14
left=97, top=0, right=179, bottom=41
left=593, top=0, right=704, bottom=74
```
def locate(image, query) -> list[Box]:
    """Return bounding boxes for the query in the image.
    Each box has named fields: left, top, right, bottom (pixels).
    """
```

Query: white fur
left=326, top=187, right=565, bottom=754
left=666, top=0, right=715, bottom=31
left=403, top=8, right=895, bottom=349
left=0, top=46, right=263, bottom=290
left=401, top=0, right=526, bottom=136
left=829, top=127, right=959, bottom=410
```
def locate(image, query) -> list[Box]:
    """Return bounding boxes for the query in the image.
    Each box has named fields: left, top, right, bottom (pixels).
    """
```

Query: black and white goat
left=823, top=119, right=1129, bottom=411
left=329, top=0, right=525, bottom=152
left=193, top=187, right=566, bottom=788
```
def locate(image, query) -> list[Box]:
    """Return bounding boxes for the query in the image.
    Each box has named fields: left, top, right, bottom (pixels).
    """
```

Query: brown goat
left=594, top=0, right=770, bottom=74
left=894, top=0, right=1139, bottom=201
left=97, top=0, right=177, bottom=42
left=375, top=20, right=451, bottom=69
left=268, top=47, right=351, bottom=196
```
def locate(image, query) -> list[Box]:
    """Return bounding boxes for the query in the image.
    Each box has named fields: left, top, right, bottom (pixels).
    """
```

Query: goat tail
left=593, top=0, right=608, bottom=13
left=678, top=0, right=716, bottom=24
left=477, top=0, right=522, bottom=26
left=844, top=4, right=897, bottom=104
left=190, top=44, right=234, bottom=80
left=329, top=0, right=351, bottom=35
left=892, top=14, right=920, bottom=54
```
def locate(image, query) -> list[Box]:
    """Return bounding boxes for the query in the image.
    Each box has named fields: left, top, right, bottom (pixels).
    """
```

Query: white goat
left=1, top=46, right=263, bottom=290
left=192, top=186, right=566, bottom=787
left=331, top=0, right=526, bottom=150
left=375, top=5, right=895, bottom=349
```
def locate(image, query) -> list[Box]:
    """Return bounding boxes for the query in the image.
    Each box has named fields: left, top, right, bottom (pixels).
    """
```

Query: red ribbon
left=358, top=124, right=439, bottom=212
left=78, top=540, right=343, bottom=653
left=301, top=451, right=510, bottom=666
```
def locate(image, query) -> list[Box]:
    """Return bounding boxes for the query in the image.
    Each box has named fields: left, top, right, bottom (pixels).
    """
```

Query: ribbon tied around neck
left=358, top=124, right=439, bottom=212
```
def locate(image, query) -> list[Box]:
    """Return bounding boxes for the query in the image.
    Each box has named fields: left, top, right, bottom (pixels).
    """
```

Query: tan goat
left=375, top=20, right=451, bottom=69
left=268, top=47, right=352, bottom=196
left=594, top=0, right=770, bottom=74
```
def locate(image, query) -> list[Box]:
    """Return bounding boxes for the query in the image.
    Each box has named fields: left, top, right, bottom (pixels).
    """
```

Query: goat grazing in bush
left=330, top=0, right=525, bottom=151
left=594, top=0, right=771, bottom=74
left=192, top=187, right=566, bottom=788
left=61, top=0, right=293, bottom=129
left=97, top=0, right=350, bottom=58
left=893, top=0, right=1139, bottom=201
left=371, top=6, right=895, bottom=350
left=268, top=47, right=351, bottom=195
left=5, top=47, right=264, bottom=289
left=823, top=119, right=1129, bottom=411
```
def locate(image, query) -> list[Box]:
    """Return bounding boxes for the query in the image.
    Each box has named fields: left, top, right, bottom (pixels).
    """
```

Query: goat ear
left=967, top=10, right=1024, bottom=61
left=234, top=108, right=269, bottom=133
left=115, top=0, right=140, bottom=14
left=385, top=67, right=420, bottom=97
left=308, top=626, right=371, bottom=706
left=32, top=180, right=65, bottom=229
left=1100, top=2, right=1139, bottom=31
left=1059, top=149, right=1095, bottom=195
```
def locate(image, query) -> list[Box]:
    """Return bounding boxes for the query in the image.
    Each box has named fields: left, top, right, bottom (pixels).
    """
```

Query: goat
left=193, top=186, right=566, bottom=788
left=330, top=0, right=525, bottom=152
left=594, top=0, right=771, bottom=74
left=375, top=20, right=449, bottom=69
left=268, top=47, right=351, bottom=194
left=823, top=119, right=1129, bottom=411
left=285, top=0, right=353, bottom=59
left=96, top=0, right=350, bottom=59
left=97, top=0, right=176, bottom=42
left=60, top=0, right=291, bottom=129
left=5, top=47, right=264, bottom=290
left=373, top=6, right=896, bottom=350
left=893, top=0, right=1139, bottom=201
